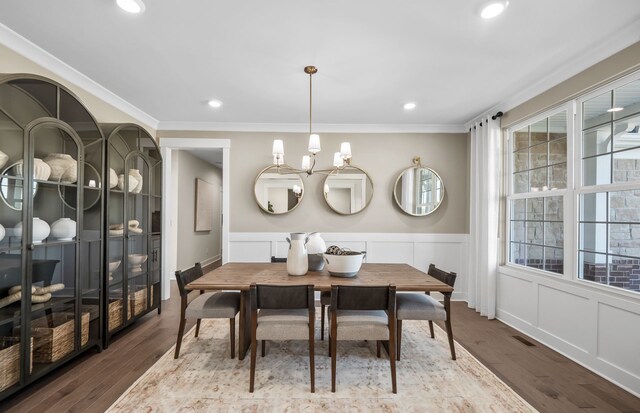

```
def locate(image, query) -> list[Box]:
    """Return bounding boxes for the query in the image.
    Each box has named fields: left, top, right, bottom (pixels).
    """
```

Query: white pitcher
left=306, top=232, right=326, bottom=271
left=286, top=232, right=308, bottom=276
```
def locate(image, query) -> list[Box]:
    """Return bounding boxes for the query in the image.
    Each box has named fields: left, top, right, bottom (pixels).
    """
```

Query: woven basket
left=0, top=337, right=33, bottom=392
left=128, top=288, right=147, bottom=319
left=28, top=312, right=90, bottom=363
left=108, top=299, right=123, bottom=332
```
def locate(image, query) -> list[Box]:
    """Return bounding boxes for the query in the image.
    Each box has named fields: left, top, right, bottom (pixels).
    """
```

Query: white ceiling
left=0, top=0, right=639, bottom=131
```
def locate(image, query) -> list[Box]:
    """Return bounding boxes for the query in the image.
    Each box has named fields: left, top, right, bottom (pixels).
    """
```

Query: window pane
left=512, top=199, right=526, bottom=220
left=545, top=196, right=563, bottom=221
left=582, top=155, right=611, bottom=186
left=544, top=247, right=563, bottom=274
left=549, top=111, right=567, bottom=141
left=613, top=148, right=640, bottom=183
left=511, top=242, right=525, bottom=265
left=511, top=221, right=526, bottom=243
left=544, top=222, right=563, bottom=247
left=530, top=167, right=547, bottom=190
left=527, top=221, right=543, bottom=244
left=580, top=223, right=607, bottom=252
left=609, top=223, right=640, bottom=257
left=530, top=143, right=547, bottom=169
left=610, top=190, right=640, bottom=222
left=580, top=192, right=607, bottom=222
left=526, top=245, right=544, bottom=269
left=614, top=79, right=640, bottom=119
left=513, top=149, right=529, bottom=172
left=582, top=125, right=612, bottom=158
left=513, top=171, right=528, bottom=193
left=549, top=138, right=567, bottom=165
left=530, top=119, right=548, bottom=145
left=527, top=198, right=544, bottom=220
left=583, top=91, right=612, bottom=129
left=608, top=255, right=640, bottom=291
left=579, top=251, right=607, bottom=284
left=514, top=127, right=529, bottom=151
left=549, top=164, right=567, bottom=189
left=612, top=115, right=640, bottom=151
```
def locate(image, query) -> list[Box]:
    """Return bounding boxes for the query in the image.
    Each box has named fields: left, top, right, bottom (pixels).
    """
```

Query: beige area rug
left=107, top=316, right=537, bottom=413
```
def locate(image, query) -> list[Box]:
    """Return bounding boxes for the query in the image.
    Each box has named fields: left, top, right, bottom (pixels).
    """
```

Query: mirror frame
left=253, top=165, right=305, bottom=215
left=0, top=162, right=37, bottom=211
left=322, top=165, right=374, bottom=215
left=393, top=163, right=445, bottom=217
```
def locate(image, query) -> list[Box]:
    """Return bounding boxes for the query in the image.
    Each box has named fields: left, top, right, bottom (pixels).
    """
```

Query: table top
left=187, top=262, right=453, bottom=293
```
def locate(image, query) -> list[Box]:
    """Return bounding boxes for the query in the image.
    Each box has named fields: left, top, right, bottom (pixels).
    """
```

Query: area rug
left=107, top=317, right=537, bottom=412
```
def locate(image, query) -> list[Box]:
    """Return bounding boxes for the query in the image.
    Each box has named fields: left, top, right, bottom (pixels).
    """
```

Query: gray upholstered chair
left=174, top=263, right=240, bottom=359
left=249, top=283, right=316, bottom=393
left=329, top=284, right=397, bottom=393
left=396, top=263, right=457, bottom=360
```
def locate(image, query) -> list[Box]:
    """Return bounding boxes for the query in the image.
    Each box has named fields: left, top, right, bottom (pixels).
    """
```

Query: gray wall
left=176, top=151, right=222, bottom=269
left=158, top=131, right=470, bottom=234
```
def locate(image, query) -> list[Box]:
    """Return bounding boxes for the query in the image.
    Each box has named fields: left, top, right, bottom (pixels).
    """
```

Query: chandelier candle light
left=271, top=66, right=353, bottom=176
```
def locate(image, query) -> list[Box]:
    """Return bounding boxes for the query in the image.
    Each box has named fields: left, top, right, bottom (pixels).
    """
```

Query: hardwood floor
left=1, top=288, right=638, bottom=412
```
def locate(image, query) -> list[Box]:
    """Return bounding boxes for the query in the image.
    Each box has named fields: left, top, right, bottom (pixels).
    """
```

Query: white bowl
left=108, top=260, right=121, bottom=273
left=128, top=254, right=148, bottom=273
left=323, top=252, right=365, bottom=277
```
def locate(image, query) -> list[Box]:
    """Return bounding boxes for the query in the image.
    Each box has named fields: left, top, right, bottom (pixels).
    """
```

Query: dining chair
left=395, top=263, right=457, bottom=360
left=249, top=283, right=316, bottom=393
left=174, top=263, right=240, bottom=359
left=329, top=284, right=397, bottom=393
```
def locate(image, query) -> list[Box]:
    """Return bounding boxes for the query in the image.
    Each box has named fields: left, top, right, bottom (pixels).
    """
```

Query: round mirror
left=393, top=163, right=445, bottom=216
left=254, top=165, right=304, bottom=214
left=0, top=162, right=38, bottom=210
left=59, top=163, right=102, bottom=211
left=323, top=165, right=373, bottom=215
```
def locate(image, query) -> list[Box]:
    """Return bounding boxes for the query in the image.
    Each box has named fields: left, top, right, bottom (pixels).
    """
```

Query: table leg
left=238, top=290, right=251, bottom=360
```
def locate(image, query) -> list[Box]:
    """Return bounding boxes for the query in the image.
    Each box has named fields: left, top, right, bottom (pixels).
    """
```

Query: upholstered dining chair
left=174, top=263, right=240, bottom=359
left=249, top=283, right=316, bottom=393
left=396, top=263, right=457, bottom=360
left=329, top=284, right=397, bottom=393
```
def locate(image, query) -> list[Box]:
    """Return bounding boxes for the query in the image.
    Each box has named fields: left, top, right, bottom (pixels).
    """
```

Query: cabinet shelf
left=0, top=296, right=77, bottom=328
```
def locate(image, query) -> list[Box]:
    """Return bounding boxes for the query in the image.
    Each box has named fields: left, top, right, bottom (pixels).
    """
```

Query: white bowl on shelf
left=108, top=260, right=121, bottom=281
left=128, top=254, right=148, bottom=273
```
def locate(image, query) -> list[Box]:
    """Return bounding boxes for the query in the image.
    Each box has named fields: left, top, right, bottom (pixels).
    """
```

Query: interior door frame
left=159, top=137, right=230, bottom=300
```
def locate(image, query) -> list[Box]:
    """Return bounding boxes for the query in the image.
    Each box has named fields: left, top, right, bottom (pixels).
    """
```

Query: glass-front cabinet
left=103, top=124, right=161, bottom=347
left=0, top=75, right=103, bottom=400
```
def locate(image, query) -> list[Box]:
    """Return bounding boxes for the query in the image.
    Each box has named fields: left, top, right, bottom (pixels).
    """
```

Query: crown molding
left=156, top=121, right=468, bottom=134
left=0, top=23, right=159, bottom=129
left=466, top=20, right=640, bottom=128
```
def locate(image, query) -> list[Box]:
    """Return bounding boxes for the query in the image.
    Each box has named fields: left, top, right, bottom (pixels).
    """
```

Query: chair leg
left=229, top=318, right=236, bottom=359
left=261, top=340, right=266, bottom=357
left=376, top=340, right=381, bottom=358
left=445, top=318, right=456, bottom=360
left=195, top=319, right=201, bottom=337
left=330, top=334, right=337, bottom=392
left=321, top=304, right=325, bottom=341
left=428, top=320, right=435, bottom=338
left=309, top=315, right=315, bottom=393
left=396, top=320, right=402, bottom=361
left=174, top=317, right=186, bottom=359
left=249, top=333, right=257, bottom=392
left=389, top=329, right=397, bottom=394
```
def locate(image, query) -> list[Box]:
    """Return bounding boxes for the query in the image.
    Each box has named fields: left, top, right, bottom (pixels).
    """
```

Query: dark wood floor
left=1, top=285, right=638, bottom=412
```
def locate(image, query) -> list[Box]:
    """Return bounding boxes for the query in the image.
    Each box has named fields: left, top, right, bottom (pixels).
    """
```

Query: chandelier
left=271, top=66, right=353, bottom=175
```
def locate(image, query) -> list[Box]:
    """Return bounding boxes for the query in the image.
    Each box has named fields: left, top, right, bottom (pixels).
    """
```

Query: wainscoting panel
left=597, top=302, right=640, bottom=377
left=497, top=265, right=640, bottom=397
left=229, top=232, right=469, bottom=301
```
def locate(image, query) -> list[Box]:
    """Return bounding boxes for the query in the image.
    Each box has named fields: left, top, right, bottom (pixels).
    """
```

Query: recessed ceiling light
left=116, top=0, right=145, bottom=14
left=404, top=102, right=416, bottom=110
left=607, top=107, right=624, bottom=112
left=208, top=99, right=223, bottom=108
left=480, top=1, right=509, bottom=19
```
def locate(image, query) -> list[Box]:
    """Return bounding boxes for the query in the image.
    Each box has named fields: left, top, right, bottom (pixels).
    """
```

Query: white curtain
left=468, top=116, right=501, bottom=319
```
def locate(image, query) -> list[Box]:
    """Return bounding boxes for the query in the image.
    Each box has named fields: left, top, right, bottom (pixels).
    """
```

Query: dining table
left=186, top=262, right=454, bottom=360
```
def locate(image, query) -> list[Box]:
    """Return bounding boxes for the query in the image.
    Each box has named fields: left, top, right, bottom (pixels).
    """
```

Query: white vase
left=118, top=174, right=138, bottom=193
left=0, top=150, right=8, bottom=170
left=14, top=217, right=51, bottom=244
left=286, top=232, right=308, bottom=276
left=306, top=232, right=327, bottom=271
left=43, top=153, right=77, bottom=183
left=15, top=158, right=52, bottom=180
left=129, top=169, right=143, bottom=193
left=50, top=218, right=76, bottom=241
left=109, top=168, right=118, bottom=188
left=0, top=223, right=5, bottom=242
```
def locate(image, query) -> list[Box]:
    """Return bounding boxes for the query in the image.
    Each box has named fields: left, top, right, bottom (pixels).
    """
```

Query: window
left=506, top=71, right=640, bottom=294
left=508, top=108, right=569, bottom=274
left=578, top=77, right=640, bottom=293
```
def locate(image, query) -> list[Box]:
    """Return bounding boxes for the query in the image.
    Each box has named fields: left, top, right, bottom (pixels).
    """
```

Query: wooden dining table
left=187, top=262, right=454, bottom=360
